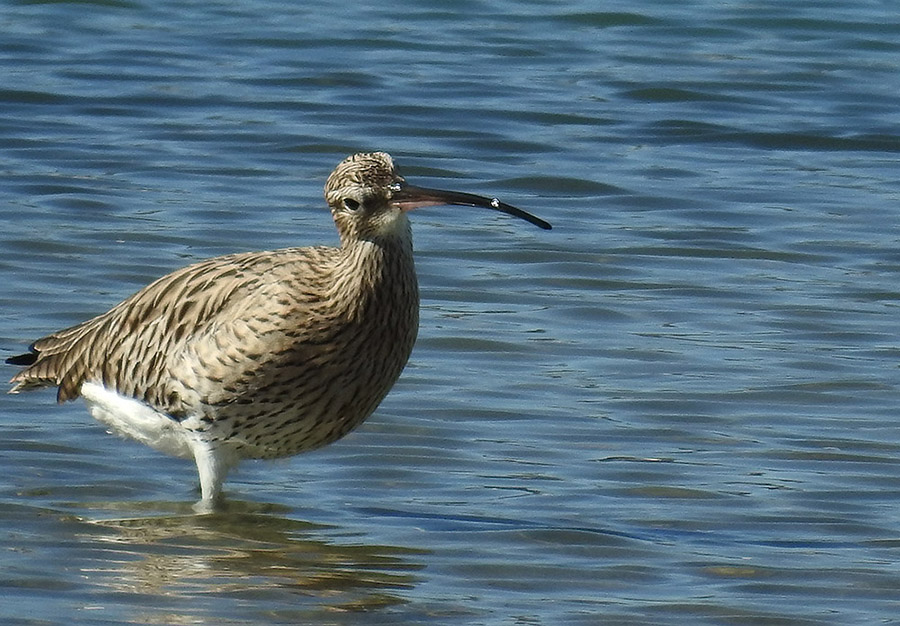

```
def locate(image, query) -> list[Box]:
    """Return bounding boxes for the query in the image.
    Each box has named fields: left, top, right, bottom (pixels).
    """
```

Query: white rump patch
left=81, top=382, right=195, bottom=460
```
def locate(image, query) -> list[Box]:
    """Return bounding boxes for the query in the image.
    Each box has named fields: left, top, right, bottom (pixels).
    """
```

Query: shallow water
left=3, top=1, right=900, bottom=624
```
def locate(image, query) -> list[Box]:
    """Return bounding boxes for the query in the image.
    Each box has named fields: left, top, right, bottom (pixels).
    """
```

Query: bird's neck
left=332, top=231, right=418, bottom=320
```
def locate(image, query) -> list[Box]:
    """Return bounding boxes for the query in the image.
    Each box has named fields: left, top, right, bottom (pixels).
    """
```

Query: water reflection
left=73, top=499, right=425, bottom=623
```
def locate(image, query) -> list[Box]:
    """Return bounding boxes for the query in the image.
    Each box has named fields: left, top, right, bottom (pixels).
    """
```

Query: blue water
left=3, top=1, right=900, bottom=624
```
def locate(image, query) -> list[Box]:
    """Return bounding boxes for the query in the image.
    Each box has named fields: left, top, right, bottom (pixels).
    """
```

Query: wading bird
left=7, top=152, right=550, bottom=509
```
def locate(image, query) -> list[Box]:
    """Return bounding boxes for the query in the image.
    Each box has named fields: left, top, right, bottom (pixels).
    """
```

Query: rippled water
left=3, top=1, right=900, bottom=624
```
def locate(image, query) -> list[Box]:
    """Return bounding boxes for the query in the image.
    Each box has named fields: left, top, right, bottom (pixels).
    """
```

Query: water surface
left=2, top=1, right=900, bottom=624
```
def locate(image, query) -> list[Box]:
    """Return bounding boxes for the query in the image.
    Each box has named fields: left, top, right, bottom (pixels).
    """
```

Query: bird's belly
left=208, top=365, right=402, bottom=460
left=79, top=378, right=367, bottom=463
left=190, top=304, right=419, bottom=460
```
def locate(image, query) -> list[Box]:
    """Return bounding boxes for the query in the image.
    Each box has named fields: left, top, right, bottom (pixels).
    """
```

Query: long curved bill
left=390, top=183, right=552, bottom=230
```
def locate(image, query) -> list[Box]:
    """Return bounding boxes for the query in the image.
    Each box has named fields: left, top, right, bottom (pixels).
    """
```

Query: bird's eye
left=342, top=198, right=360, bottom=212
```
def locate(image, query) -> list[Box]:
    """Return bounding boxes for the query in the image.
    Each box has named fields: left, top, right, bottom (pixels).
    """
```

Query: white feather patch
left=81, top=382, right=195, bottom=460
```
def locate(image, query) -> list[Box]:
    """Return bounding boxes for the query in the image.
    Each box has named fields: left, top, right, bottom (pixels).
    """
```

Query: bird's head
left=324, top=151, right=551, bottom=245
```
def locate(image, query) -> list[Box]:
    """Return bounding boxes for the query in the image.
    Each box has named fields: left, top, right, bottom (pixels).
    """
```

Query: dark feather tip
left=6, top=351, right=38, bottom=366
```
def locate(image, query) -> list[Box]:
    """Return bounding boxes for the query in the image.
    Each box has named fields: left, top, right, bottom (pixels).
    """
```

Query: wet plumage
left=7, top=151, right=550, bottom=509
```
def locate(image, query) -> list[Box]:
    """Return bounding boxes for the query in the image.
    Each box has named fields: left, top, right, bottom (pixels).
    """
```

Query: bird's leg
left=189, top=438, right=230, bottom=513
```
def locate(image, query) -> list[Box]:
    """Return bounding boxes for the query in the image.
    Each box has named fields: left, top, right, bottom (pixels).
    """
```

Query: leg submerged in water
left=189, top=437, right=237, bottom=512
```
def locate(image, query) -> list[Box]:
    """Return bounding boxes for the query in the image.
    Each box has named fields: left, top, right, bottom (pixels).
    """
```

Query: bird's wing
left=8, top=247, right=334, bottom=405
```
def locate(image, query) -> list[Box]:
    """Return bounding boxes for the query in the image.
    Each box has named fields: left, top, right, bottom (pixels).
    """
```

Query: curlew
left=6, top=151, right=550, bottom=510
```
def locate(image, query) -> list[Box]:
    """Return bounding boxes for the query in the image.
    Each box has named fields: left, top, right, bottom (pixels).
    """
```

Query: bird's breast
left=178, top=243, right=420, bottom=458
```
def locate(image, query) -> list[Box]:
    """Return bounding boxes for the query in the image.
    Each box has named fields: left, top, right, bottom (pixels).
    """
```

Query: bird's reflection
left=73, top=498, right=426, bottom=623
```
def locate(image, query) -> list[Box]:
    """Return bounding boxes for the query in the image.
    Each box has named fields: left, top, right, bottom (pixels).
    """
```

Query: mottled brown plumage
left=7, top=151, right=550, bottom=509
